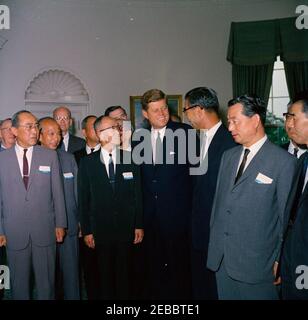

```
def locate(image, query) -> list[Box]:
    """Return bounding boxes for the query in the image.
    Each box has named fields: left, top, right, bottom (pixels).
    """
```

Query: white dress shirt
left=86, top=144, right=100, bottom=155
left=15, top=143, right=34, bottom=177
left=200, top=121, right=222, bottom=160
left=236, top=135, right=268, bottom=174
left=62, top=132, right=69, bottom=152
left=100, top=147, right=116, bottom=178
left=151, top=126, right=166, bottom=162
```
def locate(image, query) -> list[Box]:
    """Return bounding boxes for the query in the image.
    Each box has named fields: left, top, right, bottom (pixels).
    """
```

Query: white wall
left=0, top=0, right=299, bottom=120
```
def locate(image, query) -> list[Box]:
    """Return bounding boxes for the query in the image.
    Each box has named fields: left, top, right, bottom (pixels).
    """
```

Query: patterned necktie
left=91, top=148, right=95, bottom=153
left=108, top=153, right=115, bottom=191
left=235, top=148, right=250, bottom=184
left=154, top=131, right=163, bottom=165
left=23, top=148, right=29, bottom=189
left=293, top=147, right=299, bottom=158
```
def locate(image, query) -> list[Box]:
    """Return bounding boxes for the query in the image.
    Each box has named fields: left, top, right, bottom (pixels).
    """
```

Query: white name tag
left=122, top=172, right=133, bottom=180
left=255, top=173, right=273, bottom=184
left=39, top=165, right=51, bottom=173
left=169, top=151, right=176, bottom=155
left=63, top=172, right=74, bottom=179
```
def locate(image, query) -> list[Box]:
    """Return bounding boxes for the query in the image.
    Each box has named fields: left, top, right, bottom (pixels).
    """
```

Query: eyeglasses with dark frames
left=183, top=105, right=199, bottom=113
left=98, top=125, right=120, bottom=133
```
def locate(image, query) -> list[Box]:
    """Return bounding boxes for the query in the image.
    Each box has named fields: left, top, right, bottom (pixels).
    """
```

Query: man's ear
left=82, top=128, right=86, bottom=138
left=69, top=118, right=73, bottom=128
left=142, top=109, right=149, bottom=120
left=10, top=126, right=18, bottom=137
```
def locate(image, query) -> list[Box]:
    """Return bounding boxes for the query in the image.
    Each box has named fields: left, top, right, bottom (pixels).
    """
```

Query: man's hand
left=0, top=235, right=7, bottom=247
left=84, top=234, right=95, bottom=249
left=273, top=261, right=281, bottom=285
left=133, top=229, right=144, bottom=244
left=55, top=228, right=66, bottom=243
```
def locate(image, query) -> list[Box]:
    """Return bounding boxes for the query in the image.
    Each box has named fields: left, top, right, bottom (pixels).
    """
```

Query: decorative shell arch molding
left=25, top=69, right=89, bottom=103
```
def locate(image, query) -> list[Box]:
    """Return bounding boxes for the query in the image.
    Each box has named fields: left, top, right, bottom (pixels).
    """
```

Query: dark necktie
left=91, top=148, right=95, bottom=153
left=293, top=147, right=299, bottom=158
left=155, top=131, right=163, bottom=165
left=235, top=148, right=250, bottom=184
left=108, top=153, right=115, bottom=191
left=23, top=148, right=29, bottom=189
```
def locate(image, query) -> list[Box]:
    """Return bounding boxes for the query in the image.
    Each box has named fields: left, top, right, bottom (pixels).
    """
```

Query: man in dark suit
left=39, top=117, right=80, bottom=300
left=0, top=110, right=66, bottom=299
left=206, top=95, right=297, bottom=300
left=78, top=116, right=143, bottom=299
left=53, top=106, right=86, bottom=154
left=281, top=102, right=306, bottom=158
left=281, top=99, right=308, bottom=299
left=136, top=89, right=196, bottom=299
left=184, top=87, right=236, bottom=300
left=74, top=115, right=101, bottom=300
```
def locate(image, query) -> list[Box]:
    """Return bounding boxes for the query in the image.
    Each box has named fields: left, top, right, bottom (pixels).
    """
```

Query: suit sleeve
left=52, top=151, right=67, bottom=228
left=78, top=157, right=92, bottom=235
left=274, top=156, right=298, bottom=261
left=132, top=163, right=143, bottom=229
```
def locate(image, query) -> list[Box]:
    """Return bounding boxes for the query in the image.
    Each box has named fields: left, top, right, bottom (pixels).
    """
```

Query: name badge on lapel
left=122, top=172, right=133, bottom=180
left=63, top=172, right=74, bottom=179
left=39, top=165, right=51, bottom=173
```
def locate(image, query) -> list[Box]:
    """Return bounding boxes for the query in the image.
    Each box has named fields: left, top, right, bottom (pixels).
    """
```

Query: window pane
left=272, top=97, right=290, bottom=118
left=273, top=70, right=289, bottom=97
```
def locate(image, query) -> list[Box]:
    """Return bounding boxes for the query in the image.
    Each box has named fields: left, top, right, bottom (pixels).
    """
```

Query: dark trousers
left=216, top=259, right=279, bottom=300
left=191, top=248, right=218, bottom=300
left=79, top=238, right=100, bottom=300
left=0, top=247, right=5, bottom=300
left=141, top=230, right=192, bottom=300
left=96, top=241, right=133, bottom=300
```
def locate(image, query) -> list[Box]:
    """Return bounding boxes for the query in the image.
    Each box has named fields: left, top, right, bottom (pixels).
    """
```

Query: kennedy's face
left=142, top=99, right=169, bottom=129
left=227, top=103, right=258, bottom=147
left=285, top=102, right=308, bottom=146
left=39, top=121, right=62, bottom=150
left=11, top=113, right=39, bottom=148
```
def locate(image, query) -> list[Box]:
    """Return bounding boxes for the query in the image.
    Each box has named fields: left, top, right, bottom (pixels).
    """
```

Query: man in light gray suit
left=39, top=117, right=80, bottom=300
left=0, top=110, right=66, bottom=300
left=206, top=95, right=297, bottom=300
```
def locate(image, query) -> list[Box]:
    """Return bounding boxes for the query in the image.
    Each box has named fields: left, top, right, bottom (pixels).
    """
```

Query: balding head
left=39, top=117, right=62, bottom=150
left=53, top=106, right=72, bottom=135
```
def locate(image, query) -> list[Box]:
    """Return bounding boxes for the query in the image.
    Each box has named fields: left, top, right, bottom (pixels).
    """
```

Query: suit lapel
left=232, top=140, right=269, bottom=189
left=9, top=147, right=26, bottom=191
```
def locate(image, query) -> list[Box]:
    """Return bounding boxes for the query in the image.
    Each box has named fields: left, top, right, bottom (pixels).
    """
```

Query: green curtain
left=232, top=63, right=274, bottom=105
left=284, top=61, right=308, bottom=100
left=227, top=17, right=308, bottom=103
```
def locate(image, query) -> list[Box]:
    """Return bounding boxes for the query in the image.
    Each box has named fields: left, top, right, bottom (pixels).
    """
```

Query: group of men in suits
left=0, top=89, right=308, bottom=300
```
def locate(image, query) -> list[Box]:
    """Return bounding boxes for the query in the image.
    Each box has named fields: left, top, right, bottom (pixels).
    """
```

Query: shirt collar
left=15, top=142, right=34, bottom=153
left=243, top=135, right=267, bottom=156
left=206, top=121, right=222, bottom=139
left=86, top=144, right=100, bottom=155
left=151, top=126, right=167, bottom=139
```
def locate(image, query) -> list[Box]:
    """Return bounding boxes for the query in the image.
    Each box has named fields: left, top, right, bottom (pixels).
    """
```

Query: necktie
left=293, top=147, right=299, bottom=158
left=154, top=131, right=163, bottom=165
left=23, top=148, right=29, bottom=189
left=91, top=148, right=95, bottom=153
left=235, top=148, right=250, bottom=184
left=108, top=153, right=115, bottom=191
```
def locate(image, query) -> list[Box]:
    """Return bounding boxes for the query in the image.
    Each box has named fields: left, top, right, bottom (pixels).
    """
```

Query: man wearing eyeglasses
left=53, top=106, right=86, bottom=154
left=78, top=116, right=143, bottom=299
left=0, top=110, right=66, bottom=299
left=281, top=98, right=308, bottom=300
left=184, top=87, right=236, bottom=300
left=282, top=105, right=307, bottom=158
left=0, top=118, right=15, bottom=151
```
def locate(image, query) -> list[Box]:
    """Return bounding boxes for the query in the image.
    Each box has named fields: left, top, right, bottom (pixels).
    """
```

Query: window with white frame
left=267, top=56, right=290, bottom=119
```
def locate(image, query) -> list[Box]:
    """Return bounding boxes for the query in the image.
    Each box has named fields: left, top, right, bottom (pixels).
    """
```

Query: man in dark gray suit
left=281, top=99, right=308, bottom=299
left=0, top=110, right=67, bottom=300
left=39, top=117, right=80, bottom=300
left=0, top=118, right=15, bottom=151
left=53, top=106, right=86, bottom=153
left=206, top=95, right=297, bottom=300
